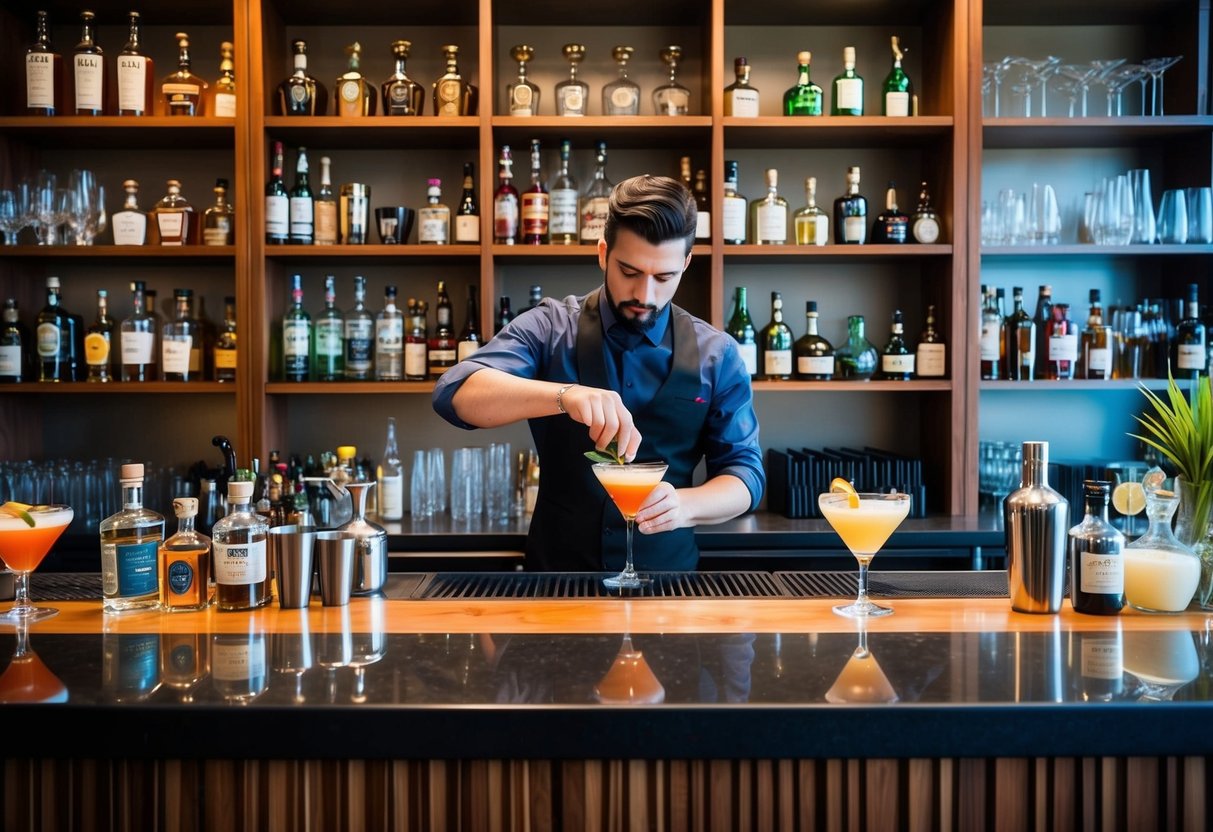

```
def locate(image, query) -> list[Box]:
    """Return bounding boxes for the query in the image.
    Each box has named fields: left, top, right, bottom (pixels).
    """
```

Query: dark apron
left=527, top=289, right=709, bottom=572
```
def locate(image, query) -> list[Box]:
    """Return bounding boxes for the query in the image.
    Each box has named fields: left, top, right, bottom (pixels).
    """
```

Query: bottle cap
left=735, top=57, right=748, bottom=68
left=806, top=300, right=818, bottom=313
left=173, top=497, right=199, bottom=517
left=338, top=445, right=357, bottom=460
left=227, top=480, right=254, bottom=501
left=797, top=51, right=811, bottom=64
left=119, top=463, right=144, bottom=481
left=843, top=46, right=856, bottom=64
left=46, top=276, right=60, bottom=288
left=1082, top=480, right=1112, bottom=499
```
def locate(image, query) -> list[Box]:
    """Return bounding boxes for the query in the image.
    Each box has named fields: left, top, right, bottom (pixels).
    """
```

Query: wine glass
left=0, top=504, right=74, bottom=624
left=824, top=623, right=898, bottom=703
left=0, top=620, right=68, bottom=703
left=0, top=190, right=26, bottom=245
left=591, top=461, right=669, bottom=589
left=818, top=490, right=911, bottom=617
left=1141, top=56, right=1182, bottom=116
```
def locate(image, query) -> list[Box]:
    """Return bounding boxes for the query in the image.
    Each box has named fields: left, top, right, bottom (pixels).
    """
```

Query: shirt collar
left=597, top=287, right=670, bottom=347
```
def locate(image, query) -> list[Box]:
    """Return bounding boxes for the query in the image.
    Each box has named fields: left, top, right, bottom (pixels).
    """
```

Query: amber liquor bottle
left=160, top=32, right=207, bottom=117
left=207, top=41, right=237, bottom=117
left=116, top=11, right=154, bottom=116
left=277, top=39, right=327, bottom=116
left=149, top=180, right=200, bottom=246
left=334, top=42, right=376, bottom=117
left=159, top=497, right=213, bottom=612
left=382, top=40, right=424, bottom=115
left=433, top=44, right=478, bottom=116
left=72, top=10, right=106, bottom=116
left=212, top=480, right=271, bottom=612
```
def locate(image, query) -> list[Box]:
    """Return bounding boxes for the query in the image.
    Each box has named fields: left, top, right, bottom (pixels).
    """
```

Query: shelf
left=726, top=0, right=942, bottom=25
left=265, top=245, right=480, bottom=264
left=983, top=0, right=1193, bottom=26
left=491, top=117, right=713, bottom=149
left=263, top=117, right=480, bottom=149
left=13, top=1, right=234, bottom=24
left=983, top=117, right=1213, bottom=149
left=980, top=379, right=1171, bottom=391
left=724, top=117, right=954, bottom=149
left=265, top=382, right=437, bottom=394
left=0, top=117, right=235, bottom=149
left=1, top=245, right=236, bottom=259
left=2, top=382, right=234, bottom=394
left=491, top=244, right=710, bottom=263
left=752, top=380, right=951, bottom=392
left=723, top=244, right=951, bottom=261
left=982, top=245, right=1213, bottom=257
left=495, top=0, right=704, bottom=26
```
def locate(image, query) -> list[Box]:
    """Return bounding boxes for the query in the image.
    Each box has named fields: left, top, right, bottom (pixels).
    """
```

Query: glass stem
left=855, top=559, right=871, bottom=607
left=624, top=519, right=637, bottom=578
left=12, top=571, right=32, bottom=615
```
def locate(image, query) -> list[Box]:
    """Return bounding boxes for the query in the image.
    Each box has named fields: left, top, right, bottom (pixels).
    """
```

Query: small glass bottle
left=149, top=180, right=198, bottom=246
left=457, top=284, right=481, bottom=361
left=751, top=168, right=788, bottom=245
left=521, top=138, right=549, bottom=244
left=377, top=285, right=405, bottom=381
left=207, top=41, right=236, bottom=117
left=878, top=309, right=915, bottom=380
left=25, top=10, right=62, bottom=116
left=159, top=497, right=212, bottom=612
left=265, top=141, right=289, bottom=245
left=652, top=45, right=691, bottom=115
left=455, top=162, right=480, bottom=243
left=116, top=11, right=154, bottom=117
left=726, top=286, right=758, bottom=378
left=111, top=180, right=147, bottom=245
left=882, top=36, right=912, bottom=116
left=100, top=463, right=165, bottom=613
left=579, top=141, right=612, bottom=243
left=382, top=40, right=424, bottom=115
left=1079, top=289, right=1111, bottom=380
left=603, top=46, right=640, bottom=116
left=910, top=181, right=941, bottom=243
left=314, top=275, right=344, bottom=382
left=759, top=291, right=794, bottom=380
left=377, top=417, right=404, bottom=522
left=831, top=46, right=864, bottom=115
left=203, top=178, right=235, bottom=246
left=794, top=300, right=834, bottom=380
left=0, top=299, right=30, bottom=383
left=721, top=160, right=748, bottom=244
left=432, top=44, right=478, bottom=116
left=555, top=44, right=589, bottom=116
left=282, top=273, right=310, bottom=382
left=835, top=314, right=878, bottom=381
left=783, top=51, right=822, bottom=116
left=85, top=289, right=115, bottom=383
left=212, top=479, right=271, bottom=612
left=724, top=57, right=760, bottom=117
left=120, top=280, right=158, bottom=382
left=1046, top=303, right=1078, bottom=380
left=160, top=32, right=207, bottom=117
left=916, top=304, right=947, bottom=378
left=1002, top=285, right=1034, bottom=381
left=549, top=140, right=580, bottom=244
left=493, top=144, right=520, bottom=244
left=213, top=295, right=237, bottom=382
left=288, top=147, right=314, bottom=245
left=1068, top=480, right=1125, bottom=615
left=402, top=295, right=427, bottom=380
left=277, top=39, right=327, bottom=116
left=162, top=288, right=202, bottom=382
left=343, top=275, right=374, bottom=380
left=334, top=42, right=376, bottom=117
left=1124, top=469, right=1201, bottom=613
left=314, top=156, right=338, bottom=245
left=693, top=169, right=711, bottom=242
left=73, top=10, right=106, bottom=116
left=793, top=176, right=829, bottom=245
left=418, top=178, right=451, bottom=244
left=507, top=44, right=540, bottom=115
left=428, top=280, right=457, bottom=377
left=870, top=181, right=909, bottom=244
left=833, top=166, right=868, bottom=244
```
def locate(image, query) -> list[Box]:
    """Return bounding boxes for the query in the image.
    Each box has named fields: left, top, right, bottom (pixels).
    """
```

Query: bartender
left=432, top=175, right=764, bottom=572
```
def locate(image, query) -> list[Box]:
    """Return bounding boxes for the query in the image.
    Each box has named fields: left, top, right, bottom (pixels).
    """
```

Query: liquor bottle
left=213, top=296, right=237, bottom=383
left=870, top=181, right=909, bottom=244
left=0, top=299, right=30, bottom=383
left=550, top=140, right=579, bottom=244
left=148, top=180, right=198, bottom=246
left=108, top=179, right=146, bottom=245
left=162, top=289, right=203, bottom=382
left=457, top=285, right=481, bottom=361
left=916, top=304, right=946, bottom=378
left=1068, top=480, right=1125, bottom=615
left=833, top=166, right=868, bottom=244
left=979, top=286, right=1000, bottom=379
left=522, top=139, right=550, bottom=244
left=159, top=497, right=212, bottom=612
left=289, top=147, right=314, bottom=244
left=1079, top=289, right=1111, bottom=380
left=507, top=44, right=540, bottom=115
left=722, top=160, right=748, bottom=244
left=160, top=32, right=207, bottom=117
left=100, top=463, right=165, bottom=613
left=344, top=275, right=374, bottom=380
left=519, top=284, right=543, bottom=316
left=433, top=44, right=478, bottom=116
left=84, top=289, right=115, bottom=383
left=878, top=310, right=915, bottom=380
left=428, top=281, right=457, bottom=377
left=377, top=286, right=406, bottom=381
left=72, top=10, right=106, bottom=116
left=207, top=41, right=236, bottom=117
left=212, top=479, right=271, bottom=611
left=793, top=176, right=829, bottom=245
left=265, top=141, right=289, bottom=245
left=283, top=274, right=310, bottom=382
left=882, top=36, right=912, bottom=116
left=835, top=314, right=879, bottom=380
left=314, top=156, right=338, bottom=245
left=726, top=286, right=759, bottom=378
left=116, top=11, right=154, bottom=116
left=1173, top=283, right=1206, bottom=379
left=36, top=276, right=72, bottom=383
left=794, top=301, right=834, bottom=380
left=493, top=145, right=520, bottom=244
left=333, top=42, right=374, bottom=117
left=831, top=46, right=864, bottom=116
left=910, top=181, right=941, bottom=243
left=277, top=39, right=327, bottom=116
left=652, top=45, right=691, bottom=115
left=381, top=40, right=424, bottom=115
left=724, top=57, right=760, bottom=117
left=400, top=294, right=425, bottom=381
left=496, top=296, right=513, bottom=333
left=455, top=162, right=480, bottom=244
left=377, top=417, right=404, bottom=522
left=579, top=141, right=613, bottom=243
left=693, top=170, right=711, bottom=243
left=750, top=168, right=788, bottom=245
left=314, top=275, right=344, bottom=381
left=1002, top=285, right=1034, bottom=381
left=556, top=44, right=589, bottom=116
left=603, top=46, right=641, bottom=115
left=1031, top=284, right=1053, bottom=380
left=145, top=288, right=164, bottom=345
left=25, top=10, right=62, bottom=116
left=202, top=178, right=235, bottom=246
left=417, top=178, right=451, bottom=244
left=759, top=291, right=794, bottom=381
left=1046, top=303, right=1078, bottom=380
left=783, top=51, right=823, bottom=116
left=120, top=280, right=157, bottom=382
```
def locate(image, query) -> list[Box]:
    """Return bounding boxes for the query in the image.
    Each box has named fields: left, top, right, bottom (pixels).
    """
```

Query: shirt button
left=626, top=382, right=634, bottom=388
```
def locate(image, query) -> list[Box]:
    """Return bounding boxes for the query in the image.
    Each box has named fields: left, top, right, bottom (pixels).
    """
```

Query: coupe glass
left=984, top=56, right=1019, bottom=117
left=1100, top=64, right=1146, bottom=116
left=1141, top=56, right=1182, bottom=116
left=818, top=491, right=911, bottom=617
left=1058, top=63, right=1109, bottom=117
left=592, top=461, right=668, bottom=588
left=0, top=504, right=74, bottom=624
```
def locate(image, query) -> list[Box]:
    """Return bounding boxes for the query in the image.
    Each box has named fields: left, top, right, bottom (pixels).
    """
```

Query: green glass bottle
left=882, top=36, right=912, bottom=116
left=314, top=274, right=343, bottom=381
left=759, top=291, right=794, bottom=381
left=726, top=286, right=758, bottom=378
left=831, top=46, right=864, bottom=116
left=783, top=51, right=822, bottom=116
left=282, top=274, right=311, bottom=382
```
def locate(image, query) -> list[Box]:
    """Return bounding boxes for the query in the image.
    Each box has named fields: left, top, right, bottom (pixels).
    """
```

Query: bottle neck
left=177, top=514, right=197, bottom=534
left=806, top=314, right=819, bottom=335
left=122, top=482, right=143, bottom=510
left=1084, top=497, right=1109, bottom=522
left=1022, top=459, right=1048, bottom=487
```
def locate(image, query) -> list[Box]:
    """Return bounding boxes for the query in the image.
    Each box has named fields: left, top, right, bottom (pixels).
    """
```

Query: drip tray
left=406, top=571, right=786, bottom=599
left=28, top=572, right=103, bottom=601
left=775, top=570, right=1010, bottom=599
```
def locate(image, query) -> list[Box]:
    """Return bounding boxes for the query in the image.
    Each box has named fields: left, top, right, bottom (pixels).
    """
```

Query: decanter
left=652, top=45, right=690, bottom=115
left=602, top=46, right=639, bottom=115
left=834, top=314, right=878, bottom=380
left=1124, top=467, right=1200, bottom=613
left=555, top=43, right=588, bottom=116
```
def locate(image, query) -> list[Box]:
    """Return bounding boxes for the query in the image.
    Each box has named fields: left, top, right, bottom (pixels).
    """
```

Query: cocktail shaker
left=1004, top=440, right=1069, bottom=613
left=338, top=481, right=387, bottom=595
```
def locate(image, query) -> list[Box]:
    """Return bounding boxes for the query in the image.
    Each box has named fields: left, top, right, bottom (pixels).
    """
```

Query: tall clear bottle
left=116, top=11, right=154, bottom=116
left=212, top=479, right=271, bottom=611
left=100, top=463, right=165, bottom=613
left=549, top=140, right=580, bottom=244
left=314, top=156, right=338, bottom=245
left=282, top=274, right=310, bottom=381
left=579, top=141, right=612, bottom=243
left=159, top=497, right=212, bottom=612
left=722, top=160, right=748, bottom=244
left=377, top=417, right=404, bottom=522
left=314, top=275, right=344, bottom=381
left=112, top=179, right=148, bottom=245
left=1068, top=480, right=1125, bottom=615
left=162, top=288, right=202, bottom=382
left=288, top=147, right=314, bottom=244
left=343, top=275, right=374, bottom=380
left=726, top=286, right=758, bottom=378
left=1004, top=440, right=1069, bottom=614
left=454, top=162, right=480, bottom=243
left=120, top=280, right=158, bottom=382
left=376, top=285, right=405, bottom=381
left=751, top=168, right=788, bottom=245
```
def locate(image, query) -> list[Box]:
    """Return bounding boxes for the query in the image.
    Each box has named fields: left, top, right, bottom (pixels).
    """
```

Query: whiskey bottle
left=507, top=44, right=540, bottom=115
left=910, top=181, right=941, bottom=243
left=493, top=145, right=520, bottom=244
left=751, top=168, right=788, bottom=245
left=334, top=42, right=376, bottom=117
left=162, top=289, right=203, bottom=382
left=428, top=280, right=457, bottom=377
left=603, top=46, right=640, bottom=115
left=555, top=44, right=589, bottom=116
left=35, top=277, right=67, bottom=383
left=116, top=11, right=154, bottom=116
left=400, top=294, right=425, bottom=381
left=793, top=176, right=828, bottom=245
left=203, top=179, right=235, bottom=246
left=1068, top=480, right=1125, bottom=616
left=549, top=140, right=580, bottom=244
left=878, top=310, right=915, bottom=380
left=693, top=170, right=711, bottom=242
left=783, top=51, right=822, bottom=116
left=212, top=479, right=271, bottom=612
left=726, top=286, right=758, bottom=378
left=522, top=138, right=550, bottom=244
left=418, top=179, right=451, bottom=244
left=0, top=299, right=31, bottom=383
left=831, top=46, right=864, bottom=115
left=25, top=10, right=62, bottom=116
left=433, top=44, right=478, bottom=116
left=207, top=41, right=237, bottom=117
left=289, top=147, right=314, bottom=245
left=382, top=40, right=424, bottom=116
left=833, top=166, right=868, bottom=244
left=314, top=156, right=338, bottom=245
left=72, top=10, right=106, bottom=116
left=159, top=497, right=212, bottom=612
left=85, top=289, right=115, bottom=383
left=277, top=39, right=327, bottom=116
left=314, top=275, right=343, bottom=382
left=120, top=280, right=157, bottom=382
left=377, top=286, right=406, bottom=381
left=455, top=162, right=480, bottom=243
left=1031, top=284, right=1053, bottom=380
left=1173, top=283, right=1206, bottom=379
left=882, top=36, right=912, bottom=116
left=916, top=304, right=946, bottom=378
left=1001, top=285, right=1034, bottom=381
left=794, top=301, right=834, bottom=380
left=344, top=275, right=374, bottom=380
left=870, top=181, right=908, bottom=244
left=377, top=417, right=404, bottom=522
left=149, top=180, right=198, bottom=246
left=265, top=141, right=289, bottom=245
left=722, top=160, right=748, bottom=244
left=724, top=57, right=760, bottom=117
left=652, top=45, right=691, bottom=115
left=1079, top=289, right=1111, bottom=380
left=759, top=291, right=794, bottom=380
left=111, top=179, right=148, bottom=245
left=160, top=32, right=207, bottom=117
left=282, top=274, right=311, bottom=382
left=579, top=141, right=612, bottom=243
left=213, top=296, right=237, bottom=383
left=100, top=463, right=165, bottom=613
left=1046, top=303, right=1078, bottom=380
left=457, top=285, right=481, bottom=361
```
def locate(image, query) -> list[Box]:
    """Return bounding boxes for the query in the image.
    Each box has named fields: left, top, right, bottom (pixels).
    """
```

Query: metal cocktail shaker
left=1004, top=440, right=1069, bottom=613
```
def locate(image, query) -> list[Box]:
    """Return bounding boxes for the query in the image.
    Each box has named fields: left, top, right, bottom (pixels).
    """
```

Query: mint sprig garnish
left=584, top=440, right=625, bottom=465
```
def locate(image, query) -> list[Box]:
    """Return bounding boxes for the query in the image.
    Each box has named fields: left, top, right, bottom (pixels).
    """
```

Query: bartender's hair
left=604, top=175, right=697, bottom=256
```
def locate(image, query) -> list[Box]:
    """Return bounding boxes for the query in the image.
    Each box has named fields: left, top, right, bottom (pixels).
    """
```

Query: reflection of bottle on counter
left=103, top=630, right=161, bottom=703
left=160, top=632, right=210, bottom=703
left=212, top=622, right=268, bottom=704
left=1070, top=628, right=1124, bottom=702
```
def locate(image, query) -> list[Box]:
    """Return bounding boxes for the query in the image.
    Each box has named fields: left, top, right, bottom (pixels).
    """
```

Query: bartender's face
left=598, top=228, right=692, bottom=333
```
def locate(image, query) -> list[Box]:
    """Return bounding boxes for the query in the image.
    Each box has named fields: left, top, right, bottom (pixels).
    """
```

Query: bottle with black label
left=870, top=181, right=908, bottom=243
left=1068, top=480, right=1125, bottom=615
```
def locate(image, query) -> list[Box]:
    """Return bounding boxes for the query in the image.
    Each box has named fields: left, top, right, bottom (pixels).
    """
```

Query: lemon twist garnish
left=830, top=478, right=860, bottom=509
left=0, top=501, right=36, bottom=528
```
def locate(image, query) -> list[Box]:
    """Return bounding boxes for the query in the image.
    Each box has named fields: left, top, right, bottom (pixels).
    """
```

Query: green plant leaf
left=1131, top=373, right=1213, bottom=484
left=583, top=440, right=624, bottom=465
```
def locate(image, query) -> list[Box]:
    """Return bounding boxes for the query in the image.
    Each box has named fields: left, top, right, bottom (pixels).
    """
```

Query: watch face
left=913, top=216, right=940, bottom=244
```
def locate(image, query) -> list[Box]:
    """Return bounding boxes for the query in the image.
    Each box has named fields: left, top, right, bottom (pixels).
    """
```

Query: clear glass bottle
left=213, top=295, right=237, bottom=382
left=116, top=11, right=154, bottom=116
left=603, top=46, right=640, bottom=115
left=277, top=39, right=327, bottom=116
left=870, top=181, right=909, bottom=244
left=314, top=275, right=344, bottom=381
left=418, top=178, right=451, bottom=244
left=457, top=284, right=481, bottom=361
left=783, top=51, right=822, bottom=116
left=831, top=46, right=864, bottom=115
left=343, top=275, right=374, bottom=380
left=432, top=44, right=477, bottom=116
left=835, top=314, right=878, bottom=380
left=376, top=285, right=405, bottom=381
left=428, top=280, right=456, bottom=377
left=794, top=300, right=834, bottom=380
left=579, top=141, right=612, bottom=243
left=382, top=40, right=424, bottom=115
left=724, top=57, right=760, bottom=117
left=282, top=273, right=310, bottom=382
left=878, top=309, right=915, bottom=380
left=1124, top=469, right=1201, bottom=613
left=1, top=299, right=30, bottom=383
left=160, top=32, right=207, bottom=117
left=100, top=462, right=165, bottom=613
left=159, top=497, right=212, bottom=612
left=916, top=304, right=947, bottom=378
left=212, top=479, right=270, bottom=612
left=910, top=181, right=941, bottom=243
left=111, top=179, right=147, bottom=245
left=555, top=44, right=589, bottom=116
left=549, top=140, right=579, bottom=244
left=882, top=36, right=912, bottom=116
left=522, top=139, right=549, bottom=244
left=402, top=295, right=427, bottom=380
left=726, top=286, right=758, bottom=378
left=25, top=10, right=62, bottom=116
left=979, top=286, right=1003, bottom=380
left=751, top=168, right=788, bottom=244
left=693, top=169, right=711, bottom=242
left=335, top=42, right=376, bottom=117
left=493, top=144, right=520, bottom=244
left=1079, top=289, right=1111, bottom=380
left=162, top=288, right=202, bottom=382
left=652, top=45, right=690, bottom=115
left=507, top=44, right=540, bottom=115
left=150, top=180, right=198, bottom=246
left=120, top=280, right=157, bottom=382
left=1046, top=302, right=1078, bottom=380
left=793, top=176, right=828, bottom=245
left=1068, top=480, right=1125, bottom=615
left=759, top=291, right=794, bottom=380
left=85, top=289, right=114, bottom=383
left=203, top=178, right=235, bottom=246
left=833, top=166, right=867, bottom=244
left=455, top=162, right=479, bottom=243
left=377, top=417, right=404, bottom=522
left=313, top=156, right=338, bottom=245
left=73, top=10, right=106, bottom=116
left=722, top=160, right=748, bottom=244
left=207, top=41, right=236, bottom=117
left=289, top=147, right=313, bottom=245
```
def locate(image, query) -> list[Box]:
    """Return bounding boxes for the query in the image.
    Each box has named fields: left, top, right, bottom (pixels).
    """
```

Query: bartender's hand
left=561, top=384, right=642, bottom=461
left=635, top=483, right=687, bottom=534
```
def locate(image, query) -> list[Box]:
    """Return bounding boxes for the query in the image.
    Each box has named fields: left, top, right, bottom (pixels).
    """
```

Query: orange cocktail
left=0, top=504, right=74, bottom=624
left=592, top=461, right=668, bottom=588
left=0, top=651, right=67, bottom=703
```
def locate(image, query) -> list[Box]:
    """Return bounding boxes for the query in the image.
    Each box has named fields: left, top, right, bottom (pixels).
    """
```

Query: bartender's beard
left=604, top=282, right=662, bottom=334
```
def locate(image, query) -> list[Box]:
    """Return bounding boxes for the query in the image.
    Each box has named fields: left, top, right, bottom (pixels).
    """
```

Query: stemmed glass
left=818, top=490, right=911, bottom=617
left=591, top=460, right=668, bottom=588
left=1123, top=631, right=1198, bottom=701
left=1022, top=56, right=1062, bottom=117
left=68, top=169, right=100, bottom=245
left=0, top=504, right=74, bottom=624
left=0, top=190, right=26, bottom=245
left=30, top=170, right=57, bottom=245
left=1100, top=64, right=1146, bottom=116
left=1058, top=63, right=1110, bottom=117
left=984, top=56, right=1019, bottom=117
left=1141, top=56, right=1182, bottom=116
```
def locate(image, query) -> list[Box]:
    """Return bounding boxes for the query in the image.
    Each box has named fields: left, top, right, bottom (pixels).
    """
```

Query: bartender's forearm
left=676, top=475, right=753, bottom=526
left=451, top=368, right=565, bottom=427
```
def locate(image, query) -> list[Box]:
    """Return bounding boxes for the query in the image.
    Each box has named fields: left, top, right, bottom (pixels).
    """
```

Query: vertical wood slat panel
left=1183, top=756, right=1206, bottom=832
left=957, top=759, right=986, bottom=832
left=907, top=758, right=934, bottom=832
left=1052, top=757, right=1076, bottom=832
left=1127, top=757, right=1159, bottom=832
left=994, top=758, right=1028, bottom=832
left=866, top=759, right=899, bottom=832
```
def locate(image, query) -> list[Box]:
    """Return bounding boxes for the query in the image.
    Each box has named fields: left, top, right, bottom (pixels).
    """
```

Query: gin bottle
left=1068, top=480, right=1125, bottom=615
left=376, top=285, right=405, bottom=381
left=377, top=417, right=404, bottom=522
left=555, top=44, right=589, bottom=116
left=282, top=274, right=310, bottom=381
left=161, top=288, right=202, bottom=382
left=603, top=46, right=640, bottom=115
left=882, top=36, right=912, bottom=116
left=549, top=140, right=580, bottom=244
left=159, top=497, right=212, bottom=612
left=100, top=463, right=165, bottom=613
left=507, top=44, right=540, bottom=116
left=751, top=168, right=788, bottom=245
left=831, top=46, right=864, bottom=115
left=783, top=51, right=822, bottom=116
left=212, top=479, right=270, bottom=611
left=343, top=275, right=374, bottom=380
left=315, top=275, right=344, bottom=381
left=120, top=280, right=158, bottom=382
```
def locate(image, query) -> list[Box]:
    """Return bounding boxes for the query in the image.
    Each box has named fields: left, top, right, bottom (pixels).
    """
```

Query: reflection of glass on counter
left=594, top=635, right=665, bottom=704
left=825, top=626, right=898, bottom=704
left=1124, top=630, right=1200, bottom=700
left=272, top=610, right=314, bottom=705
left=103, top=630, right=162, bottom=703
left=0, top=623, right=67, bottom=703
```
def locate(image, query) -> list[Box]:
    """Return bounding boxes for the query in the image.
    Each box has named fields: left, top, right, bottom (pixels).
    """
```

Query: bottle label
left=695, top=210, right=710, bottom=240
left=885, top=91, right=910, bottom=117
left=345, top=320, right=373, bottom=372
left=419, top=209, right=449, bottom=243
left=404, top=342, right=427, bottom=376
left=737, top=341, right=758, bottom=376
left=765, top=350, right=792, bottom=376
left=162, top=337, right=192, bottom=374
left=454, top=214, right=480, bottom=243
left=1048, top=333, right=1078, bottom=362
left=1079, top=549, right=1124, bottom=595
left=843, top=216, right=866, bottom=243
left=882, top=353, right=915, bottom=374
left=1081, top=638, right=1123, bottom=680
left=979, top=322, right=1000, bottom=361
left=722, top=197, right=746, bottom=241
left=265, top=195, right=289, bottom=237
left=289, top=197, right=314, bottom=237
left=1178, top=343, right=1206, bottom=370
left=314, top=202, right=338, bottom=244
left=550, top=189, right=579, bottom=235
left=436, top=78, right=461, bottom=115
left=0, top=345, right=21, bottom=376
left=1087, top=346, right=1110, bottom=373
left=36, top=322, right=62, bottom=358
left=315, top=319, right=342, bottom=358
left=340, top=79, right=361, bottom=104
left=457, top=340, right=479, bottom=361
left=213, top=92, right=236, bottom=117
left=916, top=343, right=946, bottom=376
left=214, top=539, right=267, bottom=585
left=26, top=55, right=54, bottom=109
left=167, top=559, right=196, bottom=596
left=835, top=78, right=862, bottom=111
left=212, top=637, right=267, bottom=682
left=659, top=89, right=689, bottom=115
left=580, top=197, right=609, bottom=241
left=881, top=218, right=908, bottom=243
left=156, top=211, right=185, bottom=245
left=521, top=192, right=550, bottom=236
left=559, top=85, right=584, bottom=115
left=494, top=194, right=519, bottom=240
left=112, top=211, right=147, bottom=245
left=509, top=84, right=533, bottom=116
left=117, top=56, right=148, bottom=112
left=74, top=54, right=104, bottom=111
left=121, top=330, right=154, bottom=365
left=912, top=216, right=940, bottom=243
left=815, top=214, right=829, bottom=245
left=214, top=347, right=237, bottom=370
left=727, top=89, right=760, bottom=117
left=757, top=203, right=787, bottom=243
left=283, top=320, right=310, bottom=363
left=113, top=539, right=160, bottom=598
left=610, top=87, right=638, bottom=111
left=204, top=217, right=231, bottom=246
left=377, top=319, right=403, bottom=354
left=798, top=355, right=834, bottom=375
left=379, top=473, right=403, bottom=520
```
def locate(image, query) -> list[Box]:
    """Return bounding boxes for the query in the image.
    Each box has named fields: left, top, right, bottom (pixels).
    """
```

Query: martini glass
left=0, top=621, right=67, bottom=703
left=0, top=504, right=74, bottom=624
left=825, top=624, right=898, bottom=703
left=592, top=461, right=668, bottom=589
left=818, top=491, right=910, bottom=618
left=1142, top=56, right=1182, bottom=116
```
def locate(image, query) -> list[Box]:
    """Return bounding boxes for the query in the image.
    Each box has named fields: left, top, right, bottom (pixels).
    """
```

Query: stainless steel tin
left=1004, top=440, right=1069, bottom=613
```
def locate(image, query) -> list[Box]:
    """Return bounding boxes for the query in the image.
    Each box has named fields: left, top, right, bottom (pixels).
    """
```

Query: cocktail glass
left=1141, top=56, right=1182, bottom=116
left=0, top=620, right=67, bottom=703
left=819, top=491, right=911, bottom=618
left=825, top=624, right=898, bottom=703
left=594, top=634, right=665, bottom=704
left=0, top=504, right=74, bottom=624
left=592, top=461, right=668, bottom=589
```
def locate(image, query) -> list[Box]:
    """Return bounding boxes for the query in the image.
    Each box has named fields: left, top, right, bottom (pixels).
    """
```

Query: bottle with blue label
left=159, top=497, right=213, bottom=611
left=100, top=462, right=165, bottom=613
left=212, top=479, right=270, bottom=611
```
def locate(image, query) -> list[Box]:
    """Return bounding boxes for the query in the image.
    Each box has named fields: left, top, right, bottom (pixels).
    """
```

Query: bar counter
left=3, top=573, right=1211, bottom=830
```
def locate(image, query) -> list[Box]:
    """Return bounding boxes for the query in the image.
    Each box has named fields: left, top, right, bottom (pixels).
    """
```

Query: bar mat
left=383, top=573, right=429, bottom=600
left=28, top=572, right=103, bottom=601
left=411, top=571, right=785, bottom=599
left=775, top=570, right=1010, bottom=599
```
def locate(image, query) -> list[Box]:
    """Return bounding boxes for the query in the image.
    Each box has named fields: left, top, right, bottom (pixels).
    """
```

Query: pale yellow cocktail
left=819, top=490, right=911, bottom=618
